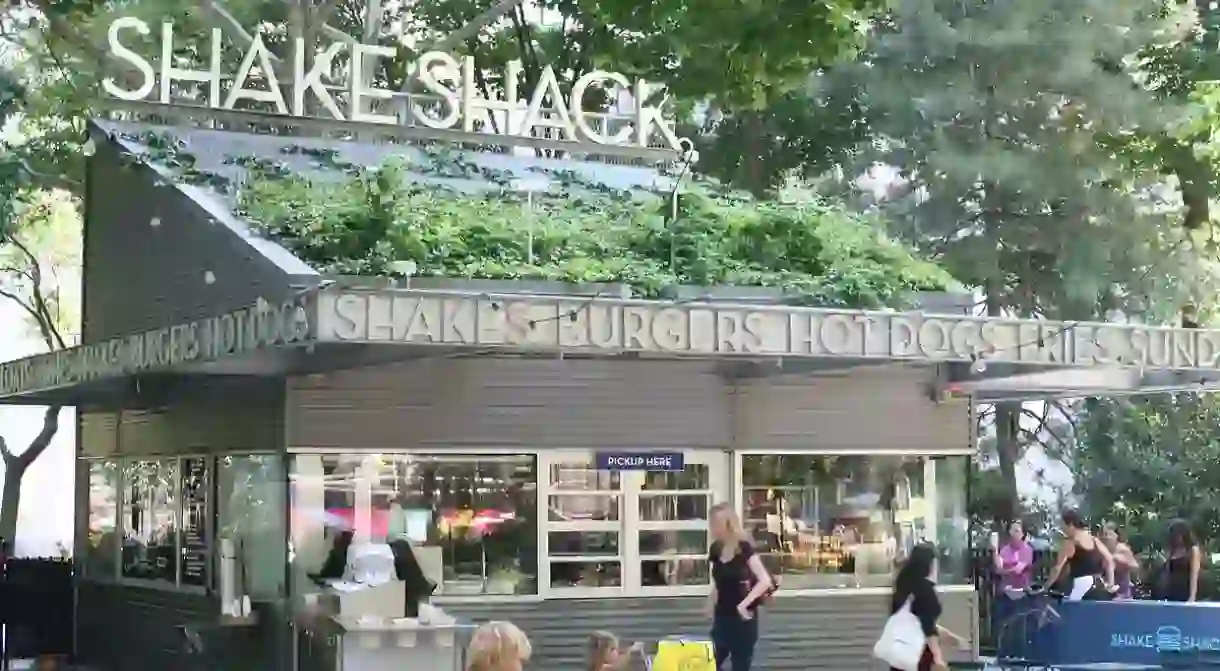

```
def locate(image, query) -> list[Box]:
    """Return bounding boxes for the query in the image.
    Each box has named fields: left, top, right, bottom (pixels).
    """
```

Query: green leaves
left=1075, top=394, right=1220, bottom=559
left=236, top=159, right=953, bottom=308
left=847, top=0, right=1202, bottom=321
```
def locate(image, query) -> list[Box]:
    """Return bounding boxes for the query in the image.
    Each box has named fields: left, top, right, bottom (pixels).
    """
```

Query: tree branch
left=18, top=406, right=61, bottom=469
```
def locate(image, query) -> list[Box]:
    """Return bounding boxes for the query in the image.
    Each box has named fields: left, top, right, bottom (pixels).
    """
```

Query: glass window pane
left=219, top=455, right=287, bottom=600
left=549, top=495, right=620, bottom=522
left=84, top=461, right=119, bottom=581
left=290, top=454, right=539, bottom=596
left=548, top=531, right=619, bottom=557
left=741, top=454, right=944, bottom=589
left=642, top=465, right=710, bottom=491
left=179, top=457, right=210, bottom=587
left=549, top=463, right=619, bottom=491
left=933, top=456, right=969, bottom=584
left=549, top=561, right=621, bottom=588
left=639, top=530, right=707, bottom=555
left=639, top=494, right=709, bottom=522
left=642, top=558, right=709, bottom=587
left=121, top=460, right=177, bottom=584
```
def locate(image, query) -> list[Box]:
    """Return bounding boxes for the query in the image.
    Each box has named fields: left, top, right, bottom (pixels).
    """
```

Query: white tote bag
left=873, top=597, right=927, bottom=671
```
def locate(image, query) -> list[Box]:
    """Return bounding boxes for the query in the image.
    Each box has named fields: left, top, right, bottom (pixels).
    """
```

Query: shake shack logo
left=1111, top=626, right=1220, bottom=653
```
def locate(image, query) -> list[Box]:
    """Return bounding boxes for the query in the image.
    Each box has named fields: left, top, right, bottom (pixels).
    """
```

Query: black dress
left=890, top=578, right=941, bottom=671
left=1165, top=552, right=1193, bottom=602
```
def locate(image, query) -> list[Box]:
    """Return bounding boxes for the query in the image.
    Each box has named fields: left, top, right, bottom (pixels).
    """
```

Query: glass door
left=539, top=449, right=728, bottom=597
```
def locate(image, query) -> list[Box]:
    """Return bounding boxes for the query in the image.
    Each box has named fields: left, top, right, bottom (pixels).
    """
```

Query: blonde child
left=589, top=631, right=644, bottom=671
left=468, top=621, right=532, bottom=671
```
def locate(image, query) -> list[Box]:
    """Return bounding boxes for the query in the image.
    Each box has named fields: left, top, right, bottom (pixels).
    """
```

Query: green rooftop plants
left=236, top=157, right=955, bottom=308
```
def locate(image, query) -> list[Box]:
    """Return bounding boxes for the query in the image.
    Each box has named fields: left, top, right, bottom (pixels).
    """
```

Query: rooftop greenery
left=232, top=153, right=955, bottom=308
left=117, top=129, right=954, bottom=307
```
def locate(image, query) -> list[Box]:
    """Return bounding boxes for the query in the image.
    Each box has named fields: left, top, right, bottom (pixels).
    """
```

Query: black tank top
left=1166, top=553, right=1192, bottom=601
left=1068, top=539, right=1103, bottom=577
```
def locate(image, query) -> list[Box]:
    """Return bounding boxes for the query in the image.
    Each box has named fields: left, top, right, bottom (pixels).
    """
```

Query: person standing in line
left=1162, top=519, right=1201, bottom=602
left=1100, top=523, right=1138, bottom=600
left=1045, top=508, right=1116, bottom=601
left=704, top=502, right=772, bottom=671
left=992, top=521, right=1034, bottom=649
left=889, top=542, right=970, bottom=671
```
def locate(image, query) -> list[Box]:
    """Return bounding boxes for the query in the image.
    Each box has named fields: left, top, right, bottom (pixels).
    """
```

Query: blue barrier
left=1026, top=600, right=1220, bottom=667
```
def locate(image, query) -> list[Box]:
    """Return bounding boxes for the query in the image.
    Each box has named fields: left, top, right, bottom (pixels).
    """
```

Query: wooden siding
left=78, top=378, right=284, bottom=458
left=287, top=359, right=967, bottom=453
left=443, top=590, right=977, bottom=671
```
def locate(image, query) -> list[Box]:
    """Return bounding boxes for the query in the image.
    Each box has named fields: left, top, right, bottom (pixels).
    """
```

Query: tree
left=842, top=0, right=1210, bottom=522
left=0, top=190, right=78, bottom=541
left=1073, top=393, right=1220, bottom=558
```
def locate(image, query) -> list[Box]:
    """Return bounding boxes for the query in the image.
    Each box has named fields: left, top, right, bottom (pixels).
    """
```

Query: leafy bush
left=237, top=160, right=954, bottom=308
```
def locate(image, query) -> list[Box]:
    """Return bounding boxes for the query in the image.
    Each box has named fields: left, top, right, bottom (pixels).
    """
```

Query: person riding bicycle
left=1044, top=508, right=1116, bottom=601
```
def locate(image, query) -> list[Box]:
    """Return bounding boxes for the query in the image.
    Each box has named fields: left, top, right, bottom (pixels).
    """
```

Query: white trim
left=733, top=447, right=974, bottom=456
left=433, top=594, right=545, bottom=605
left=286, top=446, right=545, bottom=455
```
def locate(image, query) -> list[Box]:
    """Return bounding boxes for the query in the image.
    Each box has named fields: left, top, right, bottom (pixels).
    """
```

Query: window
left=541, top=451, right=725, bottom=595
left=83, top=461, right=120, bottom=580
left=217, top=455, right=286, bottom=600
left=740, top=454, right=969, bottom=590
left=289, top=453, right=538, bottom=596
left=121, top=459, right=178, bottom=584
left=180, top=457, right=210, bottom=587
left=546, top=459, right=623, bottom=590
left=639, top=467, right=713, bottom=588
left=81, top=456, right=216, bottom=590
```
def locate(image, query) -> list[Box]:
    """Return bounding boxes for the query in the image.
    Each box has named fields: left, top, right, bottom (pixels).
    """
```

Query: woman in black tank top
left=1045, top=508, right=1116, bottom=601
left=1161, top=519, right=1200, bottom=602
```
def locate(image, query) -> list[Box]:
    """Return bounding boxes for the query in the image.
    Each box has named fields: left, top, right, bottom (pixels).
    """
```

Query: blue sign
left=1023, top=600, right=1220, bottom=666
left=596, top=452, right=685, bottom=472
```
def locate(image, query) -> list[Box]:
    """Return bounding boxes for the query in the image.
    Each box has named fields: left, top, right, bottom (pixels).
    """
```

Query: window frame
left=540, top=449, right=728, bottom=599
left=732, top=448, right=973, bottom=597
left=79, top=455, right=214, bottom=594
left=289, top=448, right=544, bottom=599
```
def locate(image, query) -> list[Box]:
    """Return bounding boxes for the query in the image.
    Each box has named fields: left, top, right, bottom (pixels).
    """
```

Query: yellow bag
left=650, top=638, right=715, bottom=671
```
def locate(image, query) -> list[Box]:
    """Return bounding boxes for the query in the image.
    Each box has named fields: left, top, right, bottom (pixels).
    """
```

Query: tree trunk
left=986, top=290, right=1022, bottom=524
left=0, top=457, right=24, bottom=541
left=993, top=402, right=1021, bottom=524
left=0, top=406, right=62, bottom=545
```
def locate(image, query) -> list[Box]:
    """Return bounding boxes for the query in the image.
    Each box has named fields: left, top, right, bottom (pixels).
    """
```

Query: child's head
left=589, top=631, right=622, bottom=671
left=468, top=621, right=531, bottom=671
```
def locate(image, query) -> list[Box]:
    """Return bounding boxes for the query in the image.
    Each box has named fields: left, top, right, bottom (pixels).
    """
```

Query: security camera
left=678, top=137, right=695, bottom=154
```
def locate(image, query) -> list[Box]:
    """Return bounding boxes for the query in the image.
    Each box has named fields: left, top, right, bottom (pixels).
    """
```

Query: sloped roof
left=91, top=118, right=676, bottom=226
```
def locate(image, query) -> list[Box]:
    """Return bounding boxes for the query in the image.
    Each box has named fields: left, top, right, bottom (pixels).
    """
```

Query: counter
left=1023, top=600, right=1220, bottom=666
left=295, top=614, right=475, bottom=671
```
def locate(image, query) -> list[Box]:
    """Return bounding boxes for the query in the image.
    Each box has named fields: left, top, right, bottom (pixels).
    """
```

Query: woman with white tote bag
left=875, top=543, right=969, bottom=671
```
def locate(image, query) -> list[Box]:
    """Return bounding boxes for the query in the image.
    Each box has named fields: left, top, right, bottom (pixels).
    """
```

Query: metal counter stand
left=296, top=613, right=475, bottom=671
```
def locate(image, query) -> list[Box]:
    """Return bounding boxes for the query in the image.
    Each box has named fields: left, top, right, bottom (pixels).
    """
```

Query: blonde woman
left=467, top=621, right=532, bottom=671
left=704, top=503, right=772, bottom=671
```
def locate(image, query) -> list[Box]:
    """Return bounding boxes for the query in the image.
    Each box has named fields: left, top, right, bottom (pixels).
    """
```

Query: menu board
left=179, top=457, right=210, bottom=587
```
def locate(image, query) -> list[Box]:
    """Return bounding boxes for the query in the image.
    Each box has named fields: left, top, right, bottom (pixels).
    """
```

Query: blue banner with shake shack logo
left=1025, top=601, right=1220, bottom=666
left=1111, top=625, right=1220, bottom=654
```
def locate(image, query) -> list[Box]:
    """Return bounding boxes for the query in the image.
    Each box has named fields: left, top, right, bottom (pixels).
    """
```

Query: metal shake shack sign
left=102, top=18, right=688, bottom=152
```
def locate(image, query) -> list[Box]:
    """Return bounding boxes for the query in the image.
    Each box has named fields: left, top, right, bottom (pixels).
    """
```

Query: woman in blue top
left=704, top=503, right=772, bottom=671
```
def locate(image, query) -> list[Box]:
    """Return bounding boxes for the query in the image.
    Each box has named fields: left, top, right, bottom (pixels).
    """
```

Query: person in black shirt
left=704, top=503, right=772, bottom=671
left=1161, top=518, right=1201, bottom=602
left=890, top=542, right=968, bottom=671
left=1044, top=508, right=1116, bottom=601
